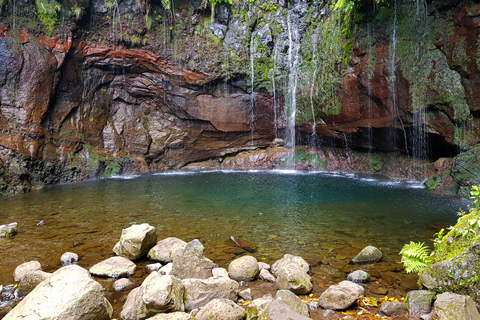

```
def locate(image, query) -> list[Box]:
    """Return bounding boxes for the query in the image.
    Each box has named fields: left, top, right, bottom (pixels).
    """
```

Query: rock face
left=148, top=237, right=187, bottom=263
left=114, top=223, right=157, bottom=260
left=351, top=246, right=383, bottom=264
left=434, top=292, right=480, bottom=320
left=228, top=255, right=259, bottom=281
left=0, top=223, right=17, bottom=238
left=89, top=256, right=137, bottom=278
left=182, top=277, right=239, bottom=312
left=194, top=299, right=246, bottom=320
left=4, top=265, right=112, bottom=320
left=170, top=239, right=214, bottom=280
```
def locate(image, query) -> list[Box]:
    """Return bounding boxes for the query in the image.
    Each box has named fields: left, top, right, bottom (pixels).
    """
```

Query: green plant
left=36, top=0, right=60, bottom=36
left=400, top=241, right=431, bottom=273
left=202, top=0, right=233, bottom=23
left=470, top=184, right=480, bottom=211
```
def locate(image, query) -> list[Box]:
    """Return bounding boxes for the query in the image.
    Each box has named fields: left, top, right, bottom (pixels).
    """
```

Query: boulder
left=246, top=294, right=274, bottom=319
left=258, top=300, right=311, bottom=320
left=351, top=245, right=382, bottom=264
left=147, top=237, right=187, bottom=263
left=275, top=262, right=312, bottom=294
left=228, top=255, right=259, bottom=281
left=182, top=277, right=239, bottom=312
left=89, top=256, right=136, bottom=278
left=258, top=262, right=270, bottom=270
left=146, top=312, right=194, bottom=320
left=212, top=267, right=229, bottom=278
left=113, top=278, right=136, bottom=291
left=239, top=288, right=252, bottom=301
left=347, top=270, right=370, bottom=283
left=60, top=252, right=79, bottom=265
left=17, top=270, right=51, bottom=297
left=0, top=222, right=18, bottom=238
left=405, top=290, right=434, bottom=316
left=114, top=223, right=157, bottom=260
left=318, top=284, right=361, bottom=310
left=338, top=280, right=364, bottom=296
left=434, top=292, right=480, bottom=320
left=259, top=268, right=276, bottom=283
left=271, top=254, right=309, bottom=275
left=4, top=265, right=112, bottom=320
left=275, top=290, right=310, bottom=317
left=170, top=239, right=213, bottom=280
left=195, top=298, right=246, bottom=320
left=120, top=273, right=185, bottom=320
left=13, top=261, right=42, bottom=281
left=380, top=302, right=407, bottom=316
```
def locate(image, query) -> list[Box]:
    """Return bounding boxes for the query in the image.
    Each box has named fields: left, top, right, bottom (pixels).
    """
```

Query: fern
left=400, top=241, right=431, bottom=273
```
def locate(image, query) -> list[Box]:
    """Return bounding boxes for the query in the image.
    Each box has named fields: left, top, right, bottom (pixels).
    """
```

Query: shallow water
left=0, top=170, right=468, bottom=313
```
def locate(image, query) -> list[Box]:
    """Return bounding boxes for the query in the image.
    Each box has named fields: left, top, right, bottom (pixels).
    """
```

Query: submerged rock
left=113, top=278, right=136, bottom=292
left=0, top=223, right=17, bottom=239
left=89, top=256, right=136, bottom=278
left=13, top=261, right=42, bottom=282
left=114, top=223, right=157, bottom=260
left=351, top=245, right=382, bottom=264
left=4, top=265, right=112, bottom=320
left=347, top=270, right=370, bottom=283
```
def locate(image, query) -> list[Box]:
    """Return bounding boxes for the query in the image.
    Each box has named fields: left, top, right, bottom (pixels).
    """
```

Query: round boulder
left=352, top=245, right=382, bottom=264
left=347, top=270, right=370, bottom=283
left=14, top=261, right=42, bottom=282
left=228, top=255, right=259, bottom=281
left=318, top=284, right=361, bottom=310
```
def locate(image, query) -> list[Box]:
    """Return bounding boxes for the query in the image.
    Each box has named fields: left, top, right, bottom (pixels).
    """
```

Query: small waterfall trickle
left=249, top=32, right=257, bottom=146
left=111, top=0, right=122, bottom=41
left=309, top=29, right=318, bottom=144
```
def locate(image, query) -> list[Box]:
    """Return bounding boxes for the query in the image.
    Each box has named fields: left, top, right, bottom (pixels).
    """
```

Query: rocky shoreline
left=1, top=222, right=478, bottom=319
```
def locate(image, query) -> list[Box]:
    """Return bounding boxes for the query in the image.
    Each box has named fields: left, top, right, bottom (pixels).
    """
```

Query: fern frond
left=399, top=241, right=431, bottom=273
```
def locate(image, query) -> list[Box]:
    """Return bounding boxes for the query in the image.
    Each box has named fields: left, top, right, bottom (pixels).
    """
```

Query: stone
left=380, top=302, right=407, bottom=316
left=195, top=298, right=246, bottom=320
left=159, top=263, right=173, bottom=275
left=246, top=294, right=274, bottom=319
left=182, top=277, right=239, bottom=312
left=347, top=270, right=370, bottom=283
left=275, top=262, right=312, bottom=294
left=14, top=261, right=42, bottom=282
left=4, top=265, right=112, bottom=320
left=114, top=223, right=157, bottom=260
left=228, top=255, right=259, bottom=281
left=239, top=288, right=252, bottom=301
left=17, top=271, right=51, bottom=297
left=170, top=239, right=213, bottom=280
left=338, top=280, right=365, bottom=296
left=258, top=262, right=270, bottom=270
left=212, top=267, right=229, bottom=278
left=0, top=223, right=18, bottom=238
left=147, top=237, right=187, bottom=263
left=405, top=290, right=434, bottom=316
left=434, top=292, right=480, bottom=320
left=352, top=245, right=383, bottom=264
left=113, top=278, right=136, bottom=291
left=275, top=290, right=310, bottom=317
left=146, top=263, right=162, bottom=272
left=271, top=254, right=310, bottom=275
left=318, top=284, right=361, bottom=310
left=60, top=252, right=79, bottom=265
left=258, top=300, right=311, bottom=320
left=120, top=273, right=185, bottom=320
left=89, top=256, right=136, bottom=278
left=259, top=268, right=276, bottom=283
left=208, top=23, right=228, bottom=39
left=146, top=312, right=194, bottom=320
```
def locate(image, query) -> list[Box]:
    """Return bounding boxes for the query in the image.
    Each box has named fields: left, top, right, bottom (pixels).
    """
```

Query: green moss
left=35, top=0, right=60, bottom=36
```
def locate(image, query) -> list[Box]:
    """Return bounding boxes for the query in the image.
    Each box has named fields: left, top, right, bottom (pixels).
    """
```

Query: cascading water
left=309, top=27, right=318, bottom=145
left=111, top=0, right=121, bottom=41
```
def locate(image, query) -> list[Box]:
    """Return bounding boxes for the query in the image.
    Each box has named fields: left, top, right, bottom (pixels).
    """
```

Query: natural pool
left=0, top=170, right=469, bottom=315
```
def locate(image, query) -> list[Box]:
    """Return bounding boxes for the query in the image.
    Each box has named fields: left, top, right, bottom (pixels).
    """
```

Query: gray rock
left=209, top=23, right=228, bottom=39
left=89, top=256, right=136, bottom=278
left=4, top=265, right=112, bottom=320
left=17, top=271, right=51, bottom=297
left=182, top=277, right=239, bottom=312
left=434, top=292, right=480, bottom=320
left=0, top=222, right=18, bottom=238
left=113, top=278, right=136, bottom=291
left=114, top=223, right=157, bottom=260
left=146, top=312, right=194, bottom=320
left=258, top=262, right=270, bottom=270
left=60, top=252, right=79, bottom=265
left=212, top=267, right=229, bottom=278
left=405, top=290, right=434, bottom=316
left=228, top=255, right=259, bottom=281
left=258, top=300, right=311, bottom=320
left=214, top=3, right=230, bottom=25
left=146, top=263, right=162, bottom=272
left=239, top=288, right=252, bottom=301
left=256, top=24, right=273, bottom=49
left=275, top=262, right=312, bottom=294
left=246, top=294, right=274, bottom=320
left=159, top=263, right=173, bottom=275
left=171, top=239, right=213, bottom=280
left=271, top=254, right=309, bottom=275
left=318, top=284, right=361, bottom=310
left=347, top=270, right=370, bottom=283
left=120, top=273, right=185, bottom=320
left=380, top=301, right=407, bottom=316
left=195, top=298, right=246, bottom=320
left=13, top=261, right=42, bottom=282
left=338, top=280, right=364, bottom=296
left=147, top=237, right=187, bottom=263
left=259, top=268, right=276, bottom=283
left=223, top=19, right=251, bottom=57
left=352, top=245, right=382, bottom=264
left=275, top=290, right=310, bottom=317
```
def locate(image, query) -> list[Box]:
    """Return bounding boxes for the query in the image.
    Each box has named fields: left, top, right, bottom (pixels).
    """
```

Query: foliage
left=202, top=0, right=233, bottom=22
left=36, top=0, right=60, bottom=36
left=399, top=241, right=431, bottom=273
left=278, top=149, right=326, bottom=169
left=470, top=184, right=480, bottom=211
left=368, top=153, right=385, bottom=173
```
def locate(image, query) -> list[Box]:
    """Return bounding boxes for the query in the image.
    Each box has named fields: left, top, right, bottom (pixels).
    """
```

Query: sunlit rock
left=0, top=223, right=17, bottom=239
left=380, top=301, right=407, bottom=317
left=114, top=223, right=157, bottom=260
left=195, top=299, right=246, bottom=320
left=275, top=290, right=310, bottom=317
left=148, top=237, right=187, bottom=263
left=434, top=292, right=480, bottom=320
left=258, top=300, right=311, bottom=320
left=13, top=261, right=42, bottom=282
left=338, top=280, right=364, bottom=296
left=275, top=262, right=312, bottom=294
left=318, top=283, right=361, bottom=310
left=246, top=294, right=274, bottom=320
left=89, top=256, right=136, bottom=278
left=182, top=277, right=239, bottom=312
left=170, top=239, right=213, bottom=279
left=271, top=254, right=309, bottom=275
left=17, top=270, right=51, bottom=297
left=60, top=252, right=79, bottom=265
left=146, top=312, right=195, bottom=320
left=228, top=255, right=259, bottom=281
left=259, top=268, right=276, bottom=283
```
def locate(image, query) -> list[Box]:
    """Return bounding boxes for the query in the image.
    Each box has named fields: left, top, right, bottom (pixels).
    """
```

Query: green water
left=0, top=170, right=467, bottom=293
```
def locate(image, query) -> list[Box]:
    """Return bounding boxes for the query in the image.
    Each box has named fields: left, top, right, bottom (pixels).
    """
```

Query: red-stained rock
left=0, top=23, right=7, bottom=37
left=20, top=28, right=29, bottom=44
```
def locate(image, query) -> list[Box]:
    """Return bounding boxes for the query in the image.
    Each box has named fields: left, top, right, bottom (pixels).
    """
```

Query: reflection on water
left=0, top=170, right=467, bottom=288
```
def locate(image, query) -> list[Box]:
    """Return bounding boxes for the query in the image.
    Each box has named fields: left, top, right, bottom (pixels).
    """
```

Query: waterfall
left=112, top=0, right=121, bottom=41
left=309, top=28, right=318, bottom=144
